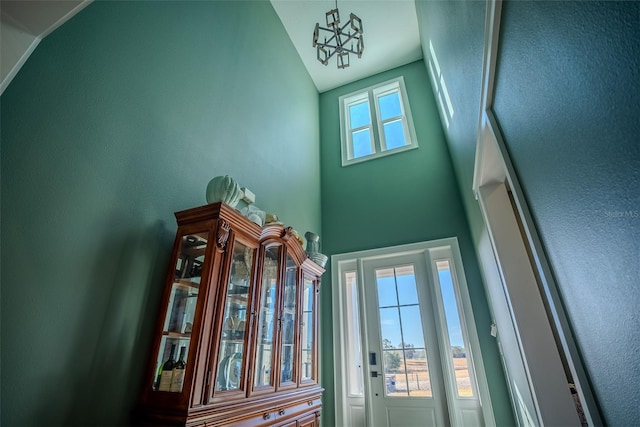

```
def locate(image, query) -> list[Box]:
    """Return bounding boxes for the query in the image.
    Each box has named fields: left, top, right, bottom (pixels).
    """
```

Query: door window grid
left=339, top=76, right=418, bottom=166
left=375, top=266, right=432, bottom=398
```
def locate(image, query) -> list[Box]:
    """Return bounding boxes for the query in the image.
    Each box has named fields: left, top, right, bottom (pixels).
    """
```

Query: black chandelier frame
left=313, top=6, right=364, bottom=69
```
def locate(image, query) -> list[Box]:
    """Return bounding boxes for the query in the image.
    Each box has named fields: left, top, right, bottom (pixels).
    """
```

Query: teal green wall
left=417, top=0, right=639, bottom=424
left=493, top=2, right=639, bottom=423
left=0, top=1, right=320, bottom=425
left=319, top=60, right=513, bottom=426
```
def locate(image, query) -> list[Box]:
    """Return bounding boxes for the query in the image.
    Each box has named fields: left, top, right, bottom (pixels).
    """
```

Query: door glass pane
left=154, top=232, right=207, bottom=393
left=378, top=91, right=402, bottom=120
left=376, top=266, right=432, bottom=398
left=383, top=119, right=407, bottom=150
left=349, top=100, right=370, bottom=128
left=280, top=255, right=297, bottom=384
left=376, top=268, right=397, bottom=307
left=437, top=260, right=474, bottom=397
left=379, top=307, right=402, bottom=347
left=254, top=245, right=280, bottom=388
left=301, top=276, right=315, bottom=381
left=396, top=265, right=419, bottom=305
left=352, top=129, right=373, bottom=158
left=215, top=241, right=254, bottom=392
left=400, top=306, right=426, bottom=348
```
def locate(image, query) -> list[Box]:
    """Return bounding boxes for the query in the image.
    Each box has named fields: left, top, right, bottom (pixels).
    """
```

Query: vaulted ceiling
left=1, top=0, right=422, bottom=94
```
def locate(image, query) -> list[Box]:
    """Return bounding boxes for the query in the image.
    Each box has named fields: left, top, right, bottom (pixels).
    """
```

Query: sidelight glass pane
left=345, top=271, right=364, bottom=396
left=437, top=260, right=474, bottom=397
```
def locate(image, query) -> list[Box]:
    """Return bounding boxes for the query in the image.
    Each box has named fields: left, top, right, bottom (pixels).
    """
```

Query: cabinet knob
left=308, top=400, right=314, bottom=406
left=278, top=409, right=286, bottom=416
left=263, top=413, right=271, bottom=420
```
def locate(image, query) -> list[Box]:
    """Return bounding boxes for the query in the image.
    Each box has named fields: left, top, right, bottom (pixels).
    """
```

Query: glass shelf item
left=153, top=232, right=208, bottom=393
left=254, top=245, right=280, bottom=388
left=215, top=240, right=255, bottom=393
left=301, top=276, right=315, bottom=382
left=280, top=254, right=298, bottom=385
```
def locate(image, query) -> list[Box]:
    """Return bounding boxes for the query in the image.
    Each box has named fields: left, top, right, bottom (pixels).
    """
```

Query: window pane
left=376, top=268, right=397, bottom=307
left=352, top=129, right=373, bottom=158
left=383, top=120, right=407, bottom=150
left=384, top=349, right=407, bottom=396
left=437, top=260, right=474, bottom=397
left=345, top=271, right=364, bottom=396
left=349, top=101, right=370, bottom=129
left=384, top=348, right=432, bottom=397
left=395, top=265, right=418, bottom=306
left=405, top=350, right=432, bottom=397
left=379, top=307, right=402, bottom=348
left=400, top=305, right=425, bottom=348
left=378, top=92, right=402, bottom=120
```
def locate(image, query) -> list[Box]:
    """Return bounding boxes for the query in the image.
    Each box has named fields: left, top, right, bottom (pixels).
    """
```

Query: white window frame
left=339, top=76, right=419, bottom=166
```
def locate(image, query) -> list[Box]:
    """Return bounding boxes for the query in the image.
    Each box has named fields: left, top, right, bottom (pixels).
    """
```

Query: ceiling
left=270, top=0, right=423, bottom=93
left=1, top=0, right=422, bottom=95
left=1, top=0, right=92, bottom=93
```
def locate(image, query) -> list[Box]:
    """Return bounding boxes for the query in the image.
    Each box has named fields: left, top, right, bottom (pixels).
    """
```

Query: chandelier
left=312, top=1, right=364, bottom=69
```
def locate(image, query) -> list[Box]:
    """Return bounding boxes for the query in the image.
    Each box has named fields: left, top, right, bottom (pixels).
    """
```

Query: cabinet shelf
left=163, top=331, right=192, bottom=339
left=173, top=279, right=200, bottom=291
left=181, top=246, right=206, bottom=257
left=220, top=338, right=245, bottom=345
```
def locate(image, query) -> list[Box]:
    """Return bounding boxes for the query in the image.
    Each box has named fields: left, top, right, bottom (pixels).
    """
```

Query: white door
left=362, top=253, right=449, bottom=427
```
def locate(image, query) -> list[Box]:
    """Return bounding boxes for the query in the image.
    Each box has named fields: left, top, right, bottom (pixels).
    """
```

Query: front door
left=362, top=253, right=449, bottom=426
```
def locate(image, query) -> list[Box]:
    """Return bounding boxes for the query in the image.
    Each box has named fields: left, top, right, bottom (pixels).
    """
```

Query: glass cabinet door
left=153, top=232, right=208, bottom=393
left=301, top=276, right=316, bottom=383
left=215, top=240, right=255, bottom=393
left=280, top=254, right=298, bottom=386
left=253, top=245, right=280, bottom=389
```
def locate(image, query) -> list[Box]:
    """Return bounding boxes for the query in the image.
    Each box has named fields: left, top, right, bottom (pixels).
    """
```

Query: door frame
left=332, top=238, right=496, bottom=427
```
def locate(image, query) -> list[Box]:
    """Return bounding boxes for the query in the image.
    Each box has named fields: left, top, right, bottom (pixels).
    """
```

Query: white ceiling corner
left=270, top=0, right=422, bottom=93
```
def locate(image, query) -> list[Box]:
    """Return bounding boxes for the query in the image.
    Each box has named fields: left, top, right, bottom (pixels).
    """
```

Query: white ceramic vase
left=206, top=175, right=243, bottom=207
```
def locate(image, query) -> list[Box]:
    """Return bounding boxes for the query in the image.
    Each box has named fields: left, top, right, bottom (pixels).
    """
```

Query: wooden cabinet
left=136, top=202, right=324, bottom=426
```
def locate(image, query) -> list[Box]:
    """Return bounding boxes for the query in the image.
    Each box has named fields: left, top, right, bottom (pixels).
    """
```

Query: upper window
left=339, top=77, right=418, bottom=166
